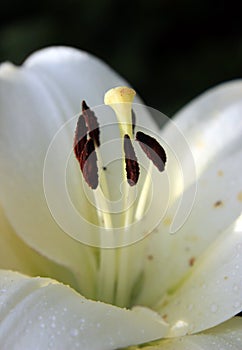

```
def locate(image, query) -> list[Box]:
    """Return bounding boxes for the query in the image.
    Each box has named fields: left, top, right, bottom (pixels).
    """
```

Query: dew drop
left=210, top=304, right=218, bottom=313
left=70, top=328, right=79, bottom=337
left=40, top=323, right=45, bottom=329
left=233, top=284, right=239, bottom=292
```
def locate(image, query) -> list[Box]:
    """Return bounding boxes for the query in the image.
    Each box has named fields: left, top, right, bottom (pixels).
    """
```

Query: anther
left=124, top=134, right=140, bottom=186
left=131, top=110, right=136, bottom=135
left=136, top=131, right=167, bottom=172
left=82, top=100, right=100, bottom=147
left=80, top=138, right=99, bottom=190
left=74, top=107, right=99, bottom=189
left=73, top=114, right=88, bottom=161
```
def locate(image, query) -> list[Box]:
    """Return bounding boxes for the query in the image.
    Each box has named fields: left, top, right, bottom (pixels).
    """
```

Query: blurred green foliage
left=1, top=0, right=242, bottom=116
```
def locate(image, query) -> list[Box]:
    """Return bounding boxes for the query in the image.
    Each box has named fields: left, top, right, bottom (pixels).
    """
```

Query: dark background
left=0, top=0, right=242, bottom=115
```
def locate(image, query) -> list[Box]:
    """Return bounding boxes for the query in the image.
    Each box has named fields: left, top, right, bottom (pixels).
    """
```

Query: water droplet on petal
left=70, top=328, right=79, bottom=337
left=210, top=303, right=218, bottom=313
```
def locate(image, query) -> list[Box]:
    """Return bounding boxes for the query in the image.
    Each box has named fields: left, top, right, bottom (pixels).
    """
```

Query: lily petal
left=0, top=270, right=168, bottom=350
left=162, top=80, right=242, bottom=186
left=129, top=317, right=242, bottom=349
left=136, top=81, right=242, bottom=307
left=0, top=205, right=79, bottom=289
left=137, top=146, right=242, bottom=306
left=156, top=214, right=242, bottom=335
left=24, top=46, right=129, bottom=108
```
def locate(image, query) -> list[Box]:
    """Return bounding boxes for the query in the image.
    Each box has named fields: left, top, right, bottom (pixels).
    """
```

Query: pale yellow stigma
left=104, top=86, right=136, bottom=105
left=104, top=86, right=136, bottom=138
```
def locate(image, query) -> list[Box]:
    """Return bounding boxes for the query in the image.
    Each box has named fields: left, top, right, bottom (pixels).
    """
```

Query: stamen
left=136, top=131, right=167, bottom=172
left=82, top=100, right=100, bottom=147
left=80, top=138, right=98, bottom=189
left=124, top=134, right=140, bottom=186
left=73, top=114, right=88, bottom=161
left=131, top=109, right=136, bottom=135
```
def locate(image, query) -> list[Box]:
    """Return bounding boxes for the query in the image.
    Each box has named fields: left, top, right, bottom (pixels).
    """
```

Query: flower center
left=73, top=86, right=167, bottom=307
left=74, top=86, right=167, bottom=226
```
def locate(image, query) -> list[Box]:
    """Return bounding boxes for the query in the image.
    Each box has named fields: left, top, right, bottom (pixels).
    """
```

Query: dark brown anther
left=136, top=131, right=167, bottom=172
left=82, top=100, right=100, bottom=147
left=80, top=138, right=99, bottom=189
left=124, top=134, right=140, bottom=186
left=73, top=114, right=88, bottom=161
left=131, top=109, right=136, bottom=135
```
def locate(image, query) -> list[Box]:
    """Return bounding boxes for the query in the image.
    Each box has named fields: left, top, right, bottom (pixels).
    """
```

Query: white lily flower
left=0, top=46, right=242, bottom=349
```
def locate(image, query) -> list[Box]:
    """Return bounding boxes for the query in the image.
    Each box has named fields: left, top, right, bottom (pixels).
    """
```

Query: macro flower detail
left=0, top=46, right=242, bottom=349
left=74, top=86, right=167, bottom=190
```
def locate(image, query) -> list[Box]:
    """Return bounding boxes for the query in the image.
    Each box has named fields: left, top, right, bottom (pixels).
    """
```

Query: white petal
left=155, top=214, right=242, bottom=336
left=0, top=205, right=79, bottom=289
left=0, top=270, right=168, bottom=350
left=162, top=80, right=242, bottom=185
left=133, top=317, right=242, bottom=350
left=24, top=46, right=128, bottom=108
left=136, top=146, right=242, bottom=306
left=136, top=81, right=242, bottom=306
